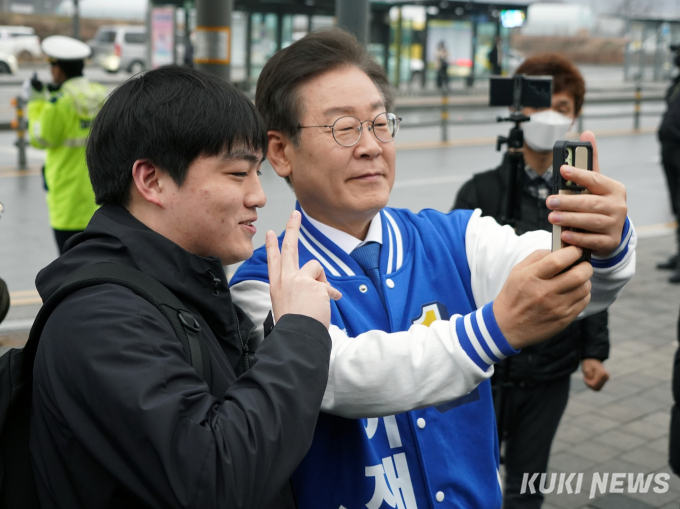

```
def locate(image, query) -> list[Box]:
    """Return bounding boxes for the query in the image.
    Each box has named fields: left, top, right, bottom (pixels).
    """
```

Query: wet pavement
left=540, top=232, right=680, bottom=509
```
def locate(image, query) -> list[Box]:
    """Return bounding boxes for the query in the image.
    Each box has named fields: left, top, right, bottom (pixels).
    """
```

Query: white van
left=87, top=25, right=147, bottom=74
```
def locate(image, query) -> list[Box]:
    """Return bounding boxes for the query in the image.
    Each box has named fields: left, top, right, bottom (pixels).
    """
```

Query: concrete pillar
left=72, top=0, right=80, bottom=39
left=245, top=12, right=252, bottom=85
left=276, top=12, right=283, bottom=52
left=195, top=0, right=232, bottom=80
left=336, top=0, right=370, bottom=46
left=393, top=7, right=402, bottom=87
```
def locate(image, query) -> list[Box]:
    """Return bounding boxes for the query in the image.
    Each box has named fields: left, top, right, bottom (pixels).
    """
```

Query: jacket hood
left=61, top=76, right=108, bottom=119
left=36, top=204, right=242, bottom=340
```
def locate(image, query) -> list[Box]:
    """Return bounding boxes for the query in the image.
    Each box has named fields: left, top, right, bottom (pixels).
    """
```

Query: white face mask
left=522, top=109, right=573, bottom=153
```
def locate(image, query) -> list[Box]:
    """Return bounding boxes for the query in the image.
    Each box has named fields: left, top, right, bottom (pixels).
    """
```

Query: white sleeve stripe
left=463, top=314, right=494, bottom=366
left=299, top=231, right=341, bottom=277
left=386, top=219, right=394, bottom=275
left=591, top=221, right=636, bottom=270
left=383, top=210, right=403, bottom=271
left=475, top=309, right=507, bottom=360
left=618, top=218, right=633, bottom=253
left=300, top=225, right=355, bottom=276
left=592, top=217, right=633, bottom=261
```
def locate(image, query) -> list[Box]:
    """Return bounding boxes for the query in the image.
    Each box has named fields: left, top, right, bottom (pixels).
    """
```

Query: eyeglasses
left=298, top=112, right=401, bottom=147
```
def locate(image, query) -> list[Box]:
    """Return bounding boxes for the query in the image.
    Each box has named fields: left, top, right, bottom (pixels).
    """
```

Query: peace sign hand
left=266, top=211, right=342, bottom=329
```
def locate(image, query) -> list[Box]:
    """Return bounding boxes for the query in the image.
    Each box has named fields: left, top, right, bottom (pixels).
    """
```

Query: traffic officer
left=23, top=35, right=108, bottom=254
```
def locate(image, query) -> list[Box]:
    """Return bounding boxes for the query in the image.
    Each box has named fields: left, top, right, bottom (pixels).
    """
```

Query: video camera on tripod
left=489, top=75, right=553, bottom=226
left=488, top=76, right=553, bottom=452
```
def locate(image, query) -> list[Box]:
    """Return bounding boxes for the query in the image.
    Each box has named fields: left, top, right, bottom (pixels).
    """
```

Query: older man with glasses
left=231, top=29, right=635, bottom=509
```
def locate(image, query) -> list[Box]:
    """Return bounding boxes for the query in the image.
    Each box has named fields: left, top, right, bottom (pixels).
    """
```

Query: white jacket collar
left=300, top=207, right=382, bottom=255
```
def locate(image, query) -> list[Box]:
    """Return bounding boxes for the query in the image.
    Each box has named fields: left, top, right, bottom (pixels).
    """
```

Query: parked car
left=0, top=26, right=41, bottom=60
left=0, top=51, right=19, bottom=74
left=87, top=25, right=147, bottom=74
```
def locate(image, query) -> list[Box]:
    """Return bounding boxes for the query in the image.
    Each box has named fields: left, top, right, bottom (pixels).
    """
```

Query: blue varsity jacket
left=231, top=204, right=522, bottom=509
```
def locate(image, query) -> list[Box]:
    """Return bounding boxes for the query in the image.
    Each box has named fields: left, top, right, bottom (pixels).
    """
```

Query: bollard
left=633, top=84, right=642, bottom=131
left=11, top=96, right=27, bottom=170
left=441, top=91, right=448, bottom=143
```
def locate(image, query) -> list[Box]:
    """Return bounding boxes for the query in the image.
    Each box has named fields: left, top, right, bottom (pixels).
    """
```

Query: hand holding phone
left=546, top=131, right=628, bottom=259
left=551, top=140, right=593, bottom=267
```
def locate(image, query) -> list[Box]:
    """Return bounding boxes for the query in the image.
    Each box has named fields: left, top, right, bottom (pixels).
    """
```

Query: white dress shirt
left=301, top=207, right=382, bottom=254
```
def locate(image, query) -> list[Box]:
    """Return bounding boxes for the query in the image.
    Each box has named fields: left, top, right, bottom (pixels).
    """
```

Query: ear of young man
left=130, top=159, right=166, bottom=208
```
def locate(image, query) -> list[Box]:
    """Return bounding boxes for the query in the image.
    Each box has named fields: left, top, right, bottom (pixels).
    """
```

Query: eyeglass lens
left=332, top=113, right=400, bottom=147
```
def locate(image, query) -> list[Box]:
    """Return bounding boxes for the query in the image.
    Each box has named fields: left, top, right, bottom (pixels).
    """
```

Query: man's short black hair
left=53, top=59, right=84, bottom=79
left=87, top=65, right=268, bottom=207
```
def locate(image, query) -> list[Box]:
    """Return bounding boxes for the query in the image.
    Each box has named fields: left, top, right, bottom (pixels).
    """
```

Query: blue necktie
left=350, top=242, right=387, bottom=309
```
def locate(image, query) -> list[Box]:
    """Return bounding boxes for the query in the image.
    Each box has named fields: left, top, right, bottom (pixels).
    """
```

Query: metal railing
left=398, top=85, right=665, bottom=143
left=4, top=86, right=667, bottom=170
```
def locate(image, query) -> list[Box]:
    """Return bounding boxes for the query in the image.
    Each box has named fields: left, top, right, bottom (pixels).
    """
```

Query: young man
left=454, top=54, right=610, bottom=509
left=29, top=66, right=340, bottom=509
left=230, top=30, right=635, bottom=508
left=24, top=36, right=108, bottom=254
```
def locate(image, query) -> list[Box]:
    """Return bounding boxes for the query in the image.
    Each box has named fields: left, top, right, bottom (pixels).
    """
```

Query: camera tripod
left=494, top=110, right=531, bottom=457
left=496, top=111, right=530, bottom=227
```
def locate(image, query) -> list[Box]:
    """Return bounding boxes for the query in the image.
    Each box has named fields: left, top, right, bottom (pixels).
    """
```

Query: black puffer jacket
left=670, top=310, right=680, bottom=474
left=30, top=204, right=332, bottom=509
left=453, top=156, right=609, bottom=382
left=659, top=74, right=680, bottom=144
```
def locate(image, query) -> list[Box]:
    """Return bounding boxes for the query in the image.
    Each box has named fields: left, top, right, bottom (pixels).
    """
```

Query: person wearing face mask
left=657, top=44, right=680, bottom=282
left=453, top=54, right=610, bottom=509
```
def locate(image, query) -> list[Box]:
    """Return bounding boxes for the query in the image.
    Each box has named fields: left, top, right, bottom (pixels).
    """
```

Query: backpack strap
left=25, top=263, right=211, bottom=385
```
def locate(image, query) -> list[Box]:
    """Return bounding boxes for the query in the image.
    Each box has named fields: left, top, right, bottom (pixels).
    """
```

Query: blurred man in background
left=436, top=40, right=449, bottom=90
left=488, top=35, right=502, bottom=76
left=454, top=54, right=611, bottom=509
left=657, top=43, right=680, bottom=282
left=23, top=35, right=107, bottom=255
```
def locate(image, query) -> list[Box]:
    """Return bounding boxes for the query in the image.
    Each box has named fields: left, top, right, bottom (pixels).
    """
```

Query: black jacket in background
left=453, top=157, right=610, bottom=382
left=671, top=318, right=680, bottom=474
left=30, top=204, right=332, bottom=509
left=659, top=75, right=680, bottom=144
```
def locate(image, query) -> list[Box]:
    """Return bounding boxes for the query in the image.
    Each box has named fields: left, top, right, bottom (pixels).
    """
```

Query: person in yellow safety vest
left=23, top=35, right=108, bottom=254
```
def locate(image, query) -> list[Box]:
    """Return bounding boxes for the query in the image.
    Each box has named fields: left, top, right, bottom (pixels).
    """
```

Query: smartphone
left=552, top=140, right=593, bottom=266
